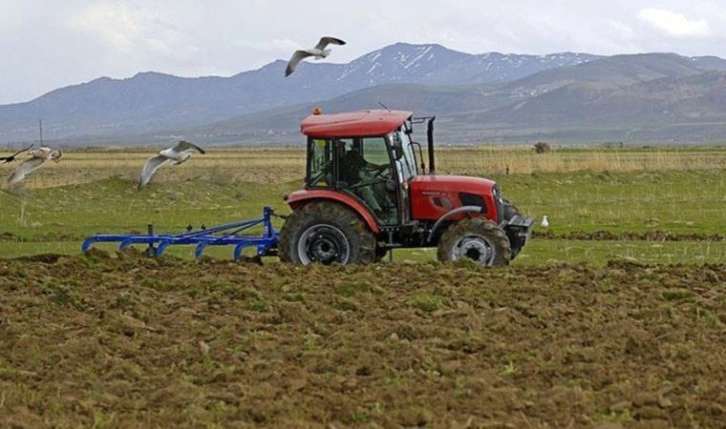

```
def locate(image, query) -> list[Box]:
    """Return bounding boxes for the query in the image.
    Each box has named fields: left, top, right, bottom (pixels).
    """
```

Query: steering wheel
left=365, top=163, right=389, bottom=178
left=348, top=175, right=388, bottom=190
left=346, top=163, right=390, bottom=190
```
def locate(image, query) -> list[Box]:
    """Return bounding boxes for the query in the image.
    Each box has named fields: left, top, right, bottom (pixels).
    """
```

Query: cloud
left=70, top=3, right=140, bottom=52
left=69, top=3, right=187, bottom=56
left=638, top=8, right=709, bottom=37
left=608, top=20, right=636, bottom=39
left=2, top=0, right=726, bottom=105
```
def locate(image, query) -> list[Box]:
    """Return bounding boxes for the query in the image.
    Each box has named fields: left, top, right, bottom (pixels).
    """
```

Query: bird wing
left=285, top=50, right=313, bottom=77
left=315, top=36, right=346, bottom=50
left=7, top=156, right=46, bottom=184
left=172, top=140, right=205, bottom=154
left=0, top=144, right=34, bottom=164
left=9, top=144, right=33, bottom=158
left=138, top=155, right=170, bottom=189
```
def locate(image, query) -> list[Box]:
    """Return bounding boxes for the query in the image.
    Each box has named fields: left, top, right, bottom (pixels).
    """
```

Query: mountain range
left=2, top=42, right=726, bottom=146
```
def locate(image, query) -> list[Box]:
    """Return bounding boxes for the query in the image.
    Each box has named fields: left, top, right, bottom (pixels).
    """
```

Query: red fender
left=284, top=189, right=380, bottom=234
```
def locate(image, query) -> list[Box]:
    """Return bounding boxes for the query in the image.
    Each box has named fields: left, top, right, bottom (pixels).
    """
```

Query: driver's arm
left=362, top=158, right=386, bottom=171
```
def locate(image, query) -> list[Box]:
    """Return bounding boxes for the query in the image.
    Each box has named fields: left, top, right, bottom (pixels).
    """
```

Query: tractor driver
left=341, top=147, right=390, bottom=217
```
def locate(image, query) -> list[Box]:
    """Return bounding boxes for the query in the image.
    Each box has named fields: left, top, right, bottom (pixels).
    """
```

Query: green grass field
left=0, top=146, right=724, bottom=265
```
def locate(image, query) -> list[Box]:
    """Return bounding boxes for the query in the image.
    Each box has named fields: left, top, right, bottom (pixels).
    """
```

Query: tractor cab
left=303, top=110, right=421, bottom=226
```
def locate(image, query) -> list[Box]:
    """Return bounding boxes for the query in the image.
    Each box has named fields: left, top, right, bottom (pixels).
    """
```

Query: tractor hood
left=409, top=175, right=500, bottom=222
left=409, top=174, right=496, bottom=194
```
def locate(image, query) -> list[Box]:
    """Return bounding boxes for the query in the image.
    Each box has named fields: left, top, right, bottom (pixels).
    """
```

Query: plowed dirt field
left=1, top=253, right=724, bottom=428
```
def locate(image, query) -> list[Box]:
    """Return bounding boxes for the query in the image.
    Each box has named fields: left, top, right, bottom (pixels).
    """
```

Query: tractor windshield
left=391, top=128, right=418, bottom=182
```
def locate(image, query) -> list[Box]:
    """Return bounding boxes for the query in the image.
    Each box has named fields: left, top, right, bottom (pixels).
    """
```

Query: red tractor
left=279, top=109, right=533, bottom=266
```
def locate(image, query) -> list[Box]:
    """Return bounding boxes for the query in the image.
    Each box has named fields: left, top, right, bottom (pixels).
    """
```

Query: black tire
left=437, top=218, right=511, bottom=266
left=278, top=202, right=376, bottom=265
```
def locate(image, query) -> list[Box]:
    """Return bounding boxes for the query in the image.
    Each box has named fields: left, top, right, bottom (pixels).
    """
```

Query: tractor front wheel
left=279, top=202, right=376, bottom=265
left=437, top=218, right=511, bottom=266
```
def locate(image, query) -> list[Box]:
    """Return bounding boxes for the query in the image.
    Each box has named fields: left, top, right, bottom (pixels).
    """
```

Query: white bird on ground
left=7, top=146, right=63, bottom=185
left=137, top=140, right=205, bottom=190
left=540, top=215, right=549, bottom=228
left=285, top=36, right=346, bottom=77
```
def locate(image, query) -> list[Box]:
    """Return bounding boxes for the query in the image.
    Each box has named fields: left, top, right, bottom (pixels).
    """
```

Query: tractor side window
left=337, top=137, right=390, bottom=185
left=361, top=137, right=389, bottom=165
left=336, top=138, right=356, bottom=185
left=308, top=138, right=332, bottom=187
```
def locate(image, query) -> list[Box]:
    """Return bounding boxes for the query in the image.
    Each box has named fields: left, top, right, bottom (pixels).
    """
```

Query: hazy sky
left=1, top=0, right=725, bottom=104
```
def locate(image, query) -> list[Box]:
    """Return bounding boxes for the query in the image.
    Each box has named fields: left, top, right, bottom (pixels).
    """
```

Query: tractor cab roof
left=300, top=109, right=412, bottom=138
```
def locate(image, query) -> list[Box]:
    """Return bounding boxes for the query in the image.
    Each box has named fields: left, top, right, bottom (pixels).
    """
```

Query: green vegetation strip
left=0, top=238, right=724, bottom=266
left=532, top=230, right=726, bottom=241
left=3, top=229, right=724, bottom=243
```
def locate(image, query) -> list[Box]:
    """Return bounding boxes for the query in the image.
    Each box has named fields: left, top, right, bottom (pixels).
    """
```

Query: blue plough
left=81, top=206, right=279, bottom=261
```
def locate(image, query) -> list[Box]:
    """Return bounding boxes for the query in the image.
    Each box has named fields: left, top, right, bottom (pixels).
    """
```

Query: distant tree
left=533, top=142, right=551, bottom=154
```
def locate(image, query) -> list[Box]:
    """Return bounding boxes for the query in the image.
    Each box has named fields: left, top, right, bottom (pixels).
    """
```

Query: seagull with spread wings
left=7, top=146, right=63, bottom=185
left=137, top=140, right=205, bottom=190
left=1, top=144, right=34, bottom=165
left=285, top=36, right=346, bottom=77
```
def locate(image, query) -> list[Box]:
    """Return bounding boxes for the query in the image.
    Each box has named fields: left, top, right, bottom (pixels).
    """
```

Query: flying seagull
left=7, top=146, right=63, bottom=185
left=1, top=144, right=34, bottom=165
left=285, top=36, right=346, bottom=77
left=138, top=140, right=205, bottom=190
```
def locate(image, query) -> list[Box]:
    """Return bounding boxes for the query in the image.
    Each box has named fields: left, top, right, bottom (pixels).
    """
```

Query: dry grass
left=1, top=145, right=724, bottom=189
left=435, top=145, right=726, bottom=176
left=2, top=148, right=305, bottom=189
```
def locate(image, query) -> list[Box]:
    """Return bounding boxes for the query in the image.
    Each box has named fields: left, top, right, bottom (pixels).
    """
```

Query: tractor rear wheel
left=437, top=218, right=511, bottom=266
left=279, top=202, right=376, bottom=265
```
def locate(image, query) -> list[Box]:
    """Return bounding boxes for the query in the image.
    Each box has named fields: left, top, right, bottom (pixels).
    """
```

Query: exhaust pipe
left=427, top=116, right=436, bottom=174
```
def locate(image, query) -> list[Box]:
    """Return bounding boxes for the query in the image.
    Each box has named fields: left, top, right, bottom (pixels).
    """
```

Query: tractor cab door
left=305, top=136, right=401, bottom=225
left=306, top=136, right=403, bottom=225
left=332, top=137, right=400, bottom=225
left=390, top=128, right=418, bottom=224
